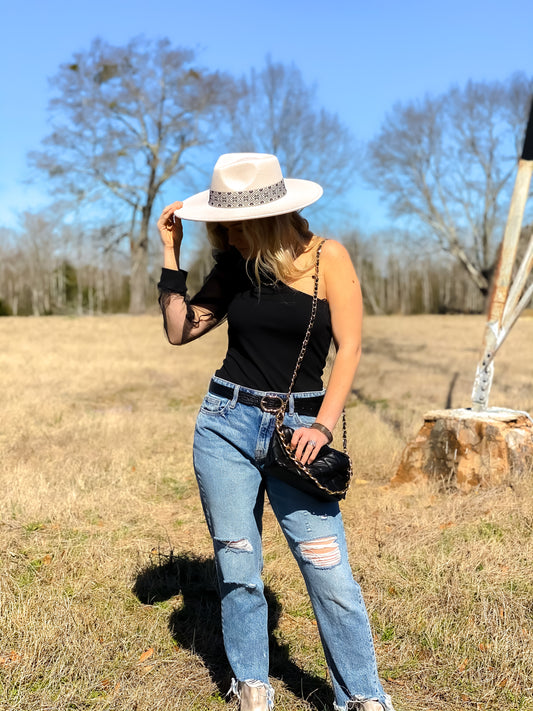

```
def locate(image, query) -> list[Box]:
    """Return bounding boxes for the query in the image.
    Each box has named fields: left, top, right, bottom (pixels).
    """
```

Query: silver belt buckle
left=260, top=394, right=284, bottom=413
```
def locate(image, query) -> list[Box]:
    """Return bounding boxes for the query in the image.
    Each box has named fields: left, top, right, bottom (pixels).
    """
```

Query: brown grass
left=0, top=314, right=532, bottom=711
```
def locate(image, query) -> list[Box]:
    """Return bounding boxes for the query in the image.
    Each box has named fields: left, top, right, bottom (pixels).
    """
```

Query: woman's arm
left=158, top=201, right=184, bottom=272
left=158, top=289, right=223, bottom=346
left=157, top=202, right=233, bottom=345
left=292, top=239, right=363, bottom=464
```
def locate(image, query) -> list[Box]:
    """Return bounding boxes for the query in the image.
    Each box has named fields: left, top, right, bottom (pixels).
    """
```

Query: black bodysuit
left=158, top=247, right=333, bottom=393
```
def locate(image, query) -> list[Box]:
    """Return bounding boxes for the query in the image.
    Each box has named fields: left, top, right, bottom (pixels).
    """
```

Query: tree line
left=4, top=220, right=530, bottom=317
left=2, top=36, right=532, bottom=315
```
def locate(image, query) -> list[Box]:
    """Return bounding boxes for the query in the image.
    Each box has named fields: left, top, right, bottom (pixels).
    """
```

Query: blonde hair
left=206, top=212, right=316, bottom=283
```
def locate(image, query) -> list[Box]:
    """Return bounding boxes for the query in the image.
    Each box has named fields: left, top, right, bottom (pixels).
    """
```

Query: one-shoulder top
left=158, top=247, right=332, bottom=393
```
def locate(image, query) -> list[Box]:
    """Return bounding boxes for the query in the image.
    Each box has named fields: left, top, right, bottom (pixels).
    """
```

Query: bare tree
left=342, top=228, right=487, bottom=315
left=29, top=37, right=240, bottom=313
left=365, top=73, right=533, bottom=299
left=0, top=207, right=134, bottom=316
left=230, top=57, right=358, bottom=203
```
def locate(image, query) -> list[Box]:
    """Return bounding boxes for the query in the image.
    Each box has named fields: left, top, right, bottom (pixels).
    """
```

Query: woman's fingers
left=157, top=201, right=183, bottom=228
left=164, top=200, right=184, bottom=214
left=290, top=427, right=328, bottom=465
left=157, top=201, right=184, bottom=246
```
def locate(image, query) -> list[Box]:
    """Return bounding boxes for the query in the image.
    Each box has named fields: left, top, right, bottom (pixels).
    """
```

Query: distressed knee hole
left=221, top=538, right=253, bottom=553
left=299, top=535, right=341, bottom=568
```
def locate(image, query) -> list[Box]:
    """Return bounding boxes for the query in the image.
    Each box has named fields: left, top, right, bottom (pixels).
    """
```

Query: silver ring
left=308, top=440, right=317, bottom=448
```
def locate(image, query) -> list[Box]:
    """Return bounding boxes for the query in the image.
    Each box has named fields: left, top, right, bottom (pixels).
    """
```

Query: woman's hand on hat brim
left=290, top=427, right=328, bottom=465
left=157, top=201, right=184, bottom=247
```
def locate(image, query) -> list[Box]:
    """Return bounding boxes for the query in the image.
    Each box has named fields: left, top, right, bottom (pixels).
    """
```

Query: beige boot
left=347, top=701, right=384, bottom=711
left=233, top=679, right=273, bottom=711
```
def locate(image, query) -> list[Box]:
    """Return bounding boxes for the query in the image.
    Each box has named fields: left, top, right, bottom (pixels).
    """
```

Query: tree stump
left=391, top=408, right=533, bottom=492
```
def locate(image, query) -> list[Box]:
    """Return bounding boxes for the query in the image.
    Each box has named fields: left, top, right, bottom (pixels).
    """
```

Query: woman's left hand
left=291, top=427, right=329, bottom=465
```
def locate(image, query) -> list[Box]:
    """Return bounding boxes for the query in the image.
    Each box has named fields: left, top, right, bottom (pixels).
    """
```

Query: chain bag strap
left=270, top=240, right=353, bottom=499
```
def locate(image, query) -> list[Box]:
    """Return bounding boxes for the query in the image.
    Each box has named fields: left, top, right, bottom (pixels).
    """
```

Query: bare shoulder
left=318, top=239, right=357, bottom=275
left=316, top=239, right=360, bottom=305
left=318, top=238, right=351, bottom=261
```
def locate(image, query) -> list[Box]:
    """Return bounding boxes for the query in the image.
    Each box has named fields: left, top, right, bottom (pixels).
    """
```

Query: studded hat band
left=208, top=179, right=287, bottom=209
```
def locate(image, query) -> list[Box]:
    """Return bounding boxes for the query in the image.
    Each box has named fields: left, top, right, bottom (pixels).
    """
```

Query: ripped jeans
left=193, top=377, right=394, bottom=711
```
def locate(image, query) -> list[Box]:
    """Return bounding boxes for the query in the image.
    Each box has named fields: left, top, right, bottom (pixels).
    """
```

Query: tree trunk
left=8, top=279, right=19, bottom=316
left=391, top=409, right=533, bottom=492
left=87, top=278, right=94, bottom=316
left=129, top=197, right=153, bottom=314
left=31, top=288, right=40, bottom=316
left=77, top=279, right=83, bottom=316
left=96, top=268, right=104, bottom=315
left=43, top=284, right=51, bottom=314
left=129, top=238, right=148, bottom=314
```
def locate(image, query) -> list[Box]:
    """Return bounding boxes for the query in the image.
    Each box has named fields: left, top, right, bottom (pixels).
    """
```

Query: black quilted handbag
left=265, top=425, right=351, bottom=501
left=262, top=240, right=352, bottom=502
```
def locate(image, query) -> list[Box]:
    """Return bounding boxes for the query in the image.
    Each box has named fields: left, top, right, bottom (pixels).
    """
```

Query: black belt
left=209, top=380, right=323, bottom=416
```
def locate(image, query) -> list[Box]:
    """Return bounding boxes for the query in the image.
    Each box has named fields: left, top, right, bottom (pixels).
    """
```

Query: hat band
left=208, top=179, right=287, bottom=209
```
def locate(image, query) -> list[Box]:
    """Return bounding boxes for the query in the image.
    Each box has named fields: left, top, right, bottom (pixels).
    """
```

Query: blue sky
left=0, top=0, right=531, bottom=234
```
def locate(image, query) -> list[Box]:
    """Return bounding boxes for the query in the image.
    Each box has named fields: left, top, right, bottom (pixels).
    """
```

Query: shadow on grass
left=133, top=550, right=333, bottom=710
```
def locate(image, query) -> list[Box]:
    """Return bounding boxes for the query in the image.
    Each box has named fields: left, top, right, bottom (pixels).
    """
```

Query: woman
left=157, top=153, right=394, bottom=711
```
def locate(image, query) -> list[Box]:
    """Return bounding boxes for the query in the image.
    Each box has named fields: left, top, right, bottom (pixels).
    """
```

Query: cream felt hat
left=175, top=153, right=323, bottom=222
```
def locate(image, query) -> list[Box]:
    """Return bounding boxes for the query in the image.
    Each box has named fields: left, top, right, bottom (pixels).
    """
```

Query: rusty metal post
left=472, top=100, right=533, bottom=410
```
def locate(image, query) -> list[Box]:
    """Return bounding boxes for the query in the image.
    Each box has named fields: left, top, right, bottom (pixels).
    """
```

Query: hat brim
left=174, top=178, right=323, bottom=222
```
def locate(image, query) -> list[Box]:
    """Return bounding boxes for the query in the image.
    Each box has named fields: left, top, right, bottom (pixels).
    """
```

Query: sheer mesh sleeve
left=158, top=249, right=243, bottom=345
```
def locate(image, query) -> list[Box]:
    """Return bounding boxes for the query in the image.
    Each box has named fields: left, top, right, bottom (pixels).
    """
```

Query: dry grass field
left=0, top=314, right=532, bottom=711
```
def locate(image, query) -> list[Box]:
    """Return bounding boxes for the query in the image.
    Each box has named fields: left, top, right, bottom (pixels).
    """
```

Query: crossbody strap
left=279, top=239, right=325, bottom=407
left=276, top=239, right=350, bottom=459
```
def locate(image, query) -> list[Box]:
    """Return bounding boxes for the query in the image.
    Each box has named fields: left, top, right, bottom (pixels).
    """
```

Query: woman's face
left=220, top=221, right=252, bottom=257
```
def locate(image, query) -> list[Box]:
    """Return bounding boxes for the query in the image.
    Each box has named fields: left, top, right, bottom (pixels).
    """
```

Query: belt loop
left=288, top=394, right=295, bottom=416
left=230, top=384, right=240, bottom=408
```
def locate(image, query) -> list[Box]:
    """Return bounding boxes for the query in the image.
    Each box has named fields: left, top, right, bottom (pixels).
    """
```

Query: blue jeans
left=193, top=377, right=394, bottom=711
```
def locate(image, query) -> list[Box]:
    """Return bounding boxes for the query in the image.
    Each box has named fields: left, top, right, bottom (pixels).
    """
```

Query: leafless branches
left=230, top=57, right=359, bottom=199
left=365, top=73, right=533, bottom=299
left=28, top=37, right=240, bottom=312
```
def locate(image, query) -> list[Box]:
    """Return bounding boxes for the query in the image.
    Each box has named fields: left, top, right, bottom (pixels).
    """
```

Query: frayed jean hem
left=333, top=691, right=395, bottom=711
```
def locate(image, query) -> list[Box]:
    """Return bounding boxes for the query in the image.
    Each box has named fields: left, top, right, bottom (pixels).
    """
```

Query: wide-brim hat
left=175, top=153, right=323, bottom=222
